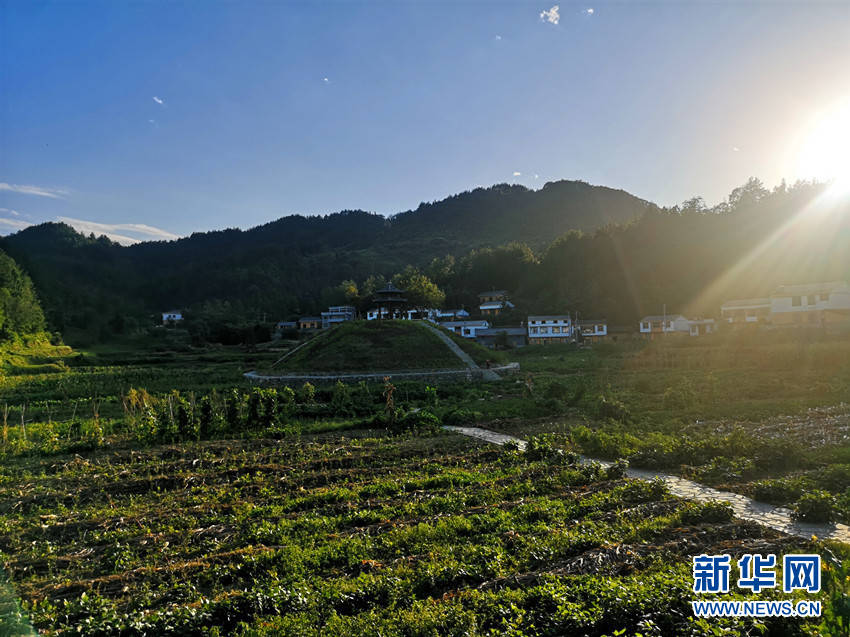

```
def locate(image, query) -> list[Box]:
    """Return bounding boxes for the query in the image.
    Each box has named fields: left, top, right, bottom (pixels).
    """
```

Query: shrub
left=526, top=435, right=563, bottom=461
left=751, top=479, right=806, bottom=505
left=605, top=458, right=629, bottom=480
left=595, top=394, right=631, bottom=424
left=391, top=409, right=441, bottom=435
left=442, top=408, right=480, bottom=427
left=792, top=490, right=836, bottom=523
left=676, top=501, right=734, bottom=525
left=298, top=382, right=316, bottom=404
left=622, top=477, right=669, bottom=502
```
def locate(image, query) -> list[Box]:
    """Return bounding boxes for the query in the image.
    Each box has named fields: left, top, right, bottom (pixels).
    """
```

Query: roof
left=578, top=319, right=607, bottom=325
left=478, top=290, right=507, bottom=297
left=721, top=298, right=770, bottom=309
left=688, top=318, right=716, bottom=324
left=299, top=316, right=321, bottom=322
left=772, top=281, right=849, bottom=297
left=163, top=310, right=182, bottom=314
left=480, top=301, right=514, bottom=310
left=375, top=282, right=407, bottom=294
left=641, top=314, right=686, bottom=321
left=528, top=315, right=571, bottom=320
left=441, top=320, right=489, bottom=328
left=477, top=327, right=526, bottom=336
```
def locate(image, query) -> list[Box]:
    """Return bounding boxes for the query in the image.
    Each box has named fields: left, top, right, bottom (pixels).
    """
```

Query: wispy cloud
left=153, top=96, right=164, bottom=105
left=56, top=216, right=181, bottom=245
left=0, top=207, right=21, bottom=216
left=0, top=183, right=68, bottom=199
left=513, top=171, right=522, bottom=177
left=323, top=77, right=329, bottom=83
left=495, top=34, right=502, bottom=40
left=585, top=8, right=594, bottom=15
left=540, top=5, right=560, bottom=24
left=0, top=217, right=33, bottom=232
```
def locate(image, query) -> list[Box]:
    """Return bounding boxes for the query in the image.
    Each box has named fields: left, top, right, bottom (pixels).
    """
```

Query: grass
left=276, top=321, right=469, bottom=372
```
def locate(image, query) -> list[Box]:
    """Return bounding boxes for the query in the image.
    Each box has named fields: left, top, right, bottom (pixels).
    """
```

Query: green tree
left=0, top=249, right=46, bottom=340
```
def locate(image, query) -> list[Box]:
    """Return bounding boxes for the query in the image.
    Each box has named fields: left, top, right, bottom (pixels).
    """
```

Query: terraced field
left=0, top=429, right=833, bottom=636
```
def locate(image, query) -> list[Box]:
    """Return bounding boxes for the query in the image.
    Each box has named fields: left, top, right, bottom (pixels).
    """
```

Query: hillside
left=277, top=321, right=471, bottom=372
left=0, top=180, right=648, bottom=342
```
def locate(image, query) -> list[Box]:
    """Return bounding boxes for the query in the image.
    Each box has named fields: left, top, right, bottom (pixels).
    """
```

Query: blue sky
left=2, top=1, right=849, bottom=243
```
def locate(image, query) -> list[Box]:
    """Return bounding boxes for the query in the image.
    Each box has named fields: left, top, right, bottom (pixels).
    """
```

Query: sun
left=793, top=97, right=850, bottom=193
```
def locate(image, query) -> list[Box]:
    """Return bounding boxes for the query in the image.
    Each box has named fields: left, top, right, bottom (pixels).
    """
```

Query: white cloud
left=540, top=5, right=560, bottom=24
left=534, top=174, right=540, bottom=179
left=513, top=171, right=522, bottom=177
left=495, top=34, right=502, bottom=40
left=0, top=207, right=21, bottom=216
left=153, top=96, right=164, bottom=105
left=585, top=8, right=594, bottom=14
left=323, top=77, right=329, bottom=83
left=733, top=146, right=740, bottom=152
left=56, top=216, right=182, bottom=246
left=0, top=217, right=32, bottom=232
left=0, top=183, right=68, bottom=199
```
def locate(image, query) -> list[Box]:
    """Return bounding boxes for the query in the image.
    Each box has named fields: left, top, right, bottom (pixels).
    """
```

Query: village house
left=275, top=320, right=297, bottom=331
left=720, top=298, right=771, bottom=325
left=639, top=314, right=690, bottom=337
left=769, top=281, right=850, bottom=326
left=321, top=305, right=356, bottom=329
left=475, top=327, right=527, bottom=349
left=298, top=316, right=321, bottom=330
left=478, top=290, right=515, bottom=316
left=435, top=308, right=470, bottom=320
left=688, top=318, right=716, bottom=336
left=441, top=319, right=490, bottom=339
left=577, top=319, right=608, bottom=342
left=527, top=315, right=573, bottom=345
left=162, top=310, right=183, bottom=324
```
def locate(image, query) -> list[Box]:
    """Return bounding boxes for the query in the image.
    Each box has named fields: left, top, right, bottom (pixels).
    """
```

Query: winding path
left=444, top=425, right=850, bottom=544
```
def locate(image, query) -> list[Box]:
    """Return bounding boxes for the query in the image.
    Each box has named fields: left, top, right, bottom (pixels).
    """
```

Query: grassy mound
left=279, top=320, right=470, bottom=372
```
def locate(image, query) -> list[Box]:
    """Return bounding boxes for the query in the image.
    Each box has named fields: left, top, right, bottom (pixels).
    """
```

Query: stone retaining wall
left=244, top=362, right=520, bottom=385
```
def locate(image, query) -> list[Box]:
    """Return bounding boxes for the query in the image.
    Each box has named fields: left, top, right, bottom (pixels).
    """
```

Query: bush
left=391, top=409, right=441, bottom=436
left=605, top=458, right=629, bottom=480
left=526, top=434, right=564, bottom=461
left=792, top=490, right=836, bottom=523
left=595, top=394, right=631, bottom=424
left=676, top=501, right=734, bottom=525
left=442, top=408, right=481, bottom=427
left=622, top=477, right=669, bottom=502
left=751, top=479, right=806, bottom=505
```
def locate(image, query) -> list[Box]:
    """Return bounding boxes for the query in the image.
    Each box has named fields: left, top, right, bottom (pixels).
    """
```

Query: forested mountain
left=0, top=180, right=648, bottom=341
left=0, top=249, right=46, bottom=340
left=2, top=177, right=849, bottom=344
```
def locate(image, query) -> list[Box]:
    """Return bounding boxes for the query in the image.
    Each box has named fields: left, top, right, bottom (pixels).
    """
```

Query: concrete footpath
left=444, top=425, right=850, bottom=544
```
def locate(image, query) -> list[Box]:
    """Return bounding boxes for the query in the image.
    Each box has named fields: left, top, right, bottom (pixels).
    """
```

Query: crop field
left=2, top=428, right=842, bottom=636
left=1, top=329, right=850, bottom=634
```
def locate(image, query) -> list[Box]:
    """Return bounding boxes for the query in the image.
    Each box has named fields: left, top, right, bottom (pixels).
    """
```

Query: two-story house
left=527, top=315, right=573, bottom=345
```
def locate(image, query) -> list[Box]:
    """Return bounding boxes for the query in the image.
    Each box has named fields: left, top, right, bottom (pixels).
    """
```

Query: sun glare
left=793, top=97, right=850, bottom=194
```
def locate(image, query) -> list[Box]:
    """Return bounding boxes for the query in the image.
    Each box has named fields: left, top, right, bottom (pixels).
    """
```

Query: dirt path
left=444, top=425, right=850, bottom=544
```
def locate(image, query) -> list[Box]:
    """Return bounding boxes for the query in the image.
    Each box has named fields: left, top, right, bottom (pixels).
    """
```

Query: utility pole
left=663, top=303, right=667, bottom=337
